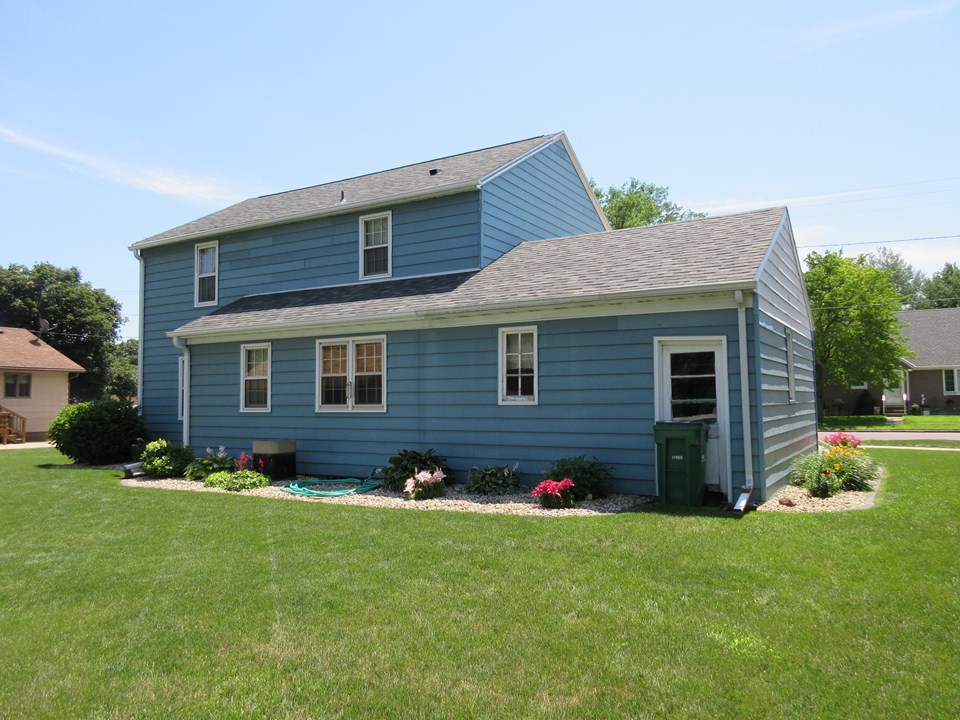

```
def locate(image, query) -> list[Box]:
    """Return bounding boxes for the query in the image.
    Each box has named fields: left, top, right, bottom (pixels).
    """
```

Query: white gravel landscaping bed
left=120, top=475, right=652, bottom=517
left=755, top=478, right=880, bottom=512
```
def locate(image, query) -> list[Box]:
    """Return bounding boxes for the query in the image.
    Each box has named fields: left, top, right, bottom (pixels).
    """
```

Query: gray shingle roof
left=898, top=307, right=960, bottom=367
left=134, top=134, right=558, bottom=248
left=172, top=207, right=787, bottom=338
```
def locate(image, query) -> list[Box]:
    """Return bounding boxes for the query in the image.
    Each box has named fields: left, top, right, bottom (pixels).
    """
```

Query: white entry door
left=656, top=338, right=731, bottom=499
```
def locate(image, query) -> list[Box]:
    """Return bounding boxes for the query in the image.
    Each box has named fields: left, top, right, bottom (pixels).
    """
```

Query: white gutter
left=129, top=180, right=480, bottom=250
left=133, top=249, right=145, bottom=405
left=172, top=335, right=190, bottom=445
left=733, top=289, right=755, bottom=512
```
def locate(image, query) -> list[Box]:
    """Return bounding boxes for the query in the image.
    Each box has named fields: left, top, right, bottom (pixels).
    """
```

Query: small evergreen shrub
left=140, top=439, right=195, bottom=479
left=541, top=455, right=611, bottom=500
left=854, top=389, right=878, bottom=416
left=465, top=464, right=523, bottom=495
left=204, top=469, right=271, bottom=492
left=48, top=399, right=145, bottom=465
left=381, top=448, right=455, bottom=492
left=184, top=446, right=235, bottom=481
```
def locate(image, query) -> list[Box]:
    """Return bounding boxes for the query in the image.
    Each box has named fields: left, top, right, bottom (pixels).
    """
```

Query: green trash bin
left=654, top=422, right=707, bottom=506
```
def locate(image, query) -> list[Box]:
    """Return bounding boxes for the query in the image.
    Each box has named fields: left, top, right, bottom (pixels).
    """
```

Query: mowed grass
left=864, top=439, right=960, bottom=449
left=820, top=414, right=960, bottom=431
left=1, top=448, right=958, bottom=719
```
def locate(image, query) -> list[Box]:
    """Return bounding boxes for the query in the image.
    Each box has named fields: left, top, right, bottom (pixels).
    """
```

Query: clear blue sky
left=3, top=0, right=958, bottom=340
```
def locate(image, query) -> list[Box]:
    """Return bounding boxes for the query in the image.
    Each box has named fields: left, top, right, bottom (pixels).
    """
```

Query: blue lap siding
left=185, top=309, right=748, bottom=494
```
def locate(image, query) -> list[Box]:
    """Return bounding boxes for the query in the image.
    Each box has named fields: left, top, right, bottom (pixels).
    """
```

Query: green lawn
left=864, top=439, right=960, bottom=449
left=1, top=448, right=958, bottom=719
left=820, top=414, right=960, bottom=431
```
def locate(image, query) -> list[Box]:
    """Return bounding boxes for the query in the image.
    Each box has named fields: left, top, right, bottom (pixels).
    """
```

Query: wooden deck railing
left=0, top=405, right=27, bottom=444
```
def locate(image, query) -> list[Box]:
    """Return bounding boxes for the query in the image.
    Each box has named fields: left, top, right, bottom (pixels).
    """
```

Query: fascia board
left=168, top=284, right=755, bottom=345
left=129, top=180, right=480, bottom=250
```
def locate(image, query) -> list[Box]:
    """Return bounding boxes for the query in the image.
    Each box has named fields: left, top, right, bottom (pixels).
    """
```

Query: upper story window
left=3, top=373, right=30, bottom=399
left=499, top=327, right=538, bottom=405
left=316, top=337, right=386, bottom=412
left=945, top=369, right=960, bottom=395
left=359, top=212, right=392, bottom=279
left=195, top=241, right=218, bottom=306
left=241, top=343, right=271, bottom=412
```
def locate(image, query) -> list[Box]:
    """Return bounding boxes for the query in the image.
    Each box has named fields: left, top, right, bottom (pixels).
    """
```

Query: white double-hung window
left=316, top=337, right=386, bottom=411
left=945, top=369, right=960, bottom=395
left=359, top=212, right=391, bottom=279
left=195, top=241, right=218, bottom=306
left=499, top=327, right=538, bottom=405
left=241, top=343, right=271, bottom=412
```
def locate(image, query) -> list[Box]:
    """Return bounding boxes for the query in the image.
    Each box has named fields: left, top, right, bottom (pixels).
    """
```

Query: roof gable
left=0, top=327, right=86, bottom=373
left=171, top=208, right=787, bottom=339
left=133, top=134, right=564, bottom=249
left=898, top=307, right=960, bottom=368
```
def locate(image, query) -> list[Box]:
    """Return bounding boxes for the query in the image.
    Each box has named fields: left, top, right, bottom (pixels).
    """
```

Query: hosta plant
left=465, top=464, right=523, bottom=495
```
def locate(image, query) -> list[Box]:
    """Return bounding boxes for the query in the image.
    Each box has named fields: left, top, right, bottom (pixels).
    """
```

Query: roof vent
left=429, top=168, right=441, bottom=176
left=339, top=190, right=346, bottom=204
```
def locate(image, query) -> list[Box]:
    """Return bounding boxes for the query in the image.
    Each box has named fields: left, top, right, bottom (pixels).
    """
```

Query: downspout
left=172, top=335, right=190, bottom=445
left=733, top=290, right=755, bottom=512
left=133, top=249, right=145, bottom=405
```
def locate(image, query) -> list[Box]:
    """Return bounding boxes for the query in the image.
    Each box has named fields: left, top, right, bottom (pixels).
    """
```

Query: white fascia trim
left=170, top=288, right=754, bottom=345
left=476, top=132, right=611, bottom=232
left=129, top=180, right=480, bottom=251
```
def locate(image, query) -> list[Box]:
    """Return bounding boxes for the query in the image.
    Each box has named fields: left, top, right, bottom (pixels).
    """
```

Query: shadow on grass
left=627, top=501, right=747, bottom=519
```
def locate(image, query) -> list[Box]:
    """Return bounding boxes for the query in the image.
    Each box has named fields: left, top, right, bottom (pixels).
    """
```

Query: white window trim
left=944, top=368, right=960, bottom=396
left=358, top=211, right=392, bottom=280
left=315, top=336, right=387, bottom=413
left=785, top=329, right=797, bottom=403
left=498, top=326, right=539, bottom=406
left=240, top=343, right=271, bottom=413
left=195, top=240, right=219, bottom=307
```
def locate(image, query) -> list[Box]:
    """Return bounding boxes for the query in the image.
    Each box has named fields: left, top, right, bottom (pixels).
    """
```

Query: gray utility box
left=252, top=439, right=297, bottom=480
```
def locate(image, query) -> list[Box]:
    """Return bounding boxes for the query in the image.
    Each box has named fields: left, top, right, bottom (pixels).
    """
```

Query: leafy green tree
left=919, top=262, right=960, bottom=308
left=105, top=339, right=139, bottom=401
left=590, top=178, right=705, bottom=229
left=804, top=251, right=913, bottom=413
left=0, top=263, right=123, bottom=400
left=866, top=246, right=926, bottom=308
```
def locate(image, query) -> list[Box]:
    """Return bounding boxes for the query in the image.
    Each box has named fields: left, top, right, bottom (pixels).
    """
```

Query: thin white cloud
left=791, top=1, right=958, bottom=53
left=685, top=187, right=881, bottom=215
left=0, top=125, right=248, bottom=205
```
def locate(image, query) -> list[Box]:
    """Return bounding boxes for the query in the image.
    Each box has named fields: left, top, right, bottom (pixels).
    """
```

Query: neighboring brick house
left=823, top=306, right=960, bottom=415
left=0, top=327, right=85, bottom=441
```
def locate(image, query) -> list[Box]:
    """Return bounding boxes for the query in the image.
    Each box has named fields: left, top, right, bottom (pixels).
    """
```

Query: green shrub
left=184, top=446, right=235, bottom=481
left=140, top=439, right=195, bottom=479
left=465, top=464, right=523, bottom=495
left=853, top=389, right=878, bottom=416
left=48, top=399, right=145, bottom=465
left=541, top=455, right=611, bottom=501
left=381, top=448, right=455, bottom=492
left=204, top=469, right=271, bottom=492
left=790, top=445, right=880, bottom=498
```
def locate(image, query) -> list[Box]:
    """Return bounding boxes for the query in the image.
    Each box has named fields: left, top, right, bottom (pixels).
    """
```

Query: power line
left=798, top=233, right=960, bottom=249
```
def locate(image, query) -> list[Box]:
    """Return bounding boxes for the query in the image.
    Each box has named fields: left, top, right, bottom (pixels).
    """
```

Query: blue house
left=131, top=132, right=817, bottom=503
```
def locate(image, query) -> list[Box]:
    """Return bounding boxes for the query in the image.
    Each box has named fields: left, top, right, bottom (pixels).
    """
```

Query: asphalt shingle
left=173, top=207, right=787, bottom=338
left=134, top=135, right=557, bottom=247
left=898, top=307, right=960, bottom=367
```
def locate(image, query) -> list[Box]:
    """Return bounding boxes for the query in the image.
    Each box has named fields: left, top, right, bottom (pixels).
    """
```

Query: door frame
left=653, top=336, right=733, bottom=500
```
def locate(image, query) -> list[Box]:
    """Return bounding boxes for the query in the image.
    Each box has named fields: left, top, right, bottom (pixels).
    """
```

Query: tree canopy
left=804, top=251, right=912, bottom=399
left=919, top=262, right=960, bottom=309
left=590, top=178, right=705, bottom=229
left=865, top=247, right=925, bottom=308
left=0, top=263, right=124, bottom=400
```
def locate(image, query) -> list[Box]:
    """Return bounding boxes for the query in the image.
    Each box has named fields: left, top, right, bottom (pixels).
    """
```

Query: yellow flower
left=834, top=463, right=841, bottom=470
